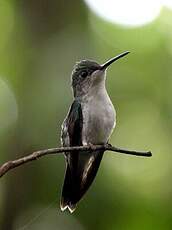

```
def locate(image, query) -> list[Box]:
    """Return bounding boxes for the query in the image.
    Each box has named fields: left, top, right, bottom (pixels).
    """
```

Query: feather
left=60, top=100, right=104, bottom=212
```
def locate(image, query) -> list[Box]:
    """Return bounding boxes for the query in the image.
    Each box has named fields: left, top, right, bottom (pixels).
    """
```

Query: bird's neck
left=80, top=79, right=108, bottom=103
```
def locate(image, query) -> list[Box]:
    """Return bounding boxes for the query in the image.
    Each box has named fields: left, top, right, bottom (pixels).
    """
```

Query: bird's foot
left=88, top=143, right=97, bottom=151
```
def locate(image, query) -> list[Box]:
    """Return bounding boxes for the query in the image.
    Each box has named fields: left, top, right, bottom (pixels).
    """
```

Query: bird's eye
left=80, top=71, right=88, bottom=78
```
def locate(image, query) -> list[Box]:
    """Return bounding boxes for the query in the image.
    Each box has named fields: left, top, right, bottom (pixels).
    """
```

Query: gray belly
left=82, top=98, right=116, bottom=145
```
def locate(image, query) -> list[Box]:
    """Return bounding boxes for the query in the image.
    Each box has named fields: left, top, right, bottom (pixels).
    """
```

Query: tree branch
left=0, top=144, right=152, bottom=178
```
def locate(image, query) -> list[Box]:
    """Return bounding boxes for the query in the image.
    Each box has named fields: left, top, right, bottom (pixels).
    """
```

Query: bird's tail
left=60, top=150, right=104, bottom=213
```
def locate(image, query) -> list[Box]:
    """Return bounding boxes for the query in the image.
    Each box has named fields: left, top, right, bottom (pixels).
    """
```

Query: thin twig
left=0, top=144, right=152, bottom=178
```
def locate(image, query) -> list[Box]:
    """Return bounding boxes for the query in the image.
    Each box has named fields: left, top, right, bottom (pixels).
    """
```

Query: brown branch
left=0, top=144, right=152, bottom=178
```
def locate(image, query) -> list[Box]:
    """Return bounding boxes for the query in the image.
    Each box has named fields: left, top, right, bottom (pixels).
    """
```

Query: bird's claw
left=88, top=143, right=97, bottom=151
left=106, top=143, right=112, bottom=147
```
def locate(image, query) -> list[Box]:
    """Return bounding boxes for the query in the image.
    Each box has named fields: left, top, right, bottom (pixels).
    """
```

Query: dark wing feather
left=60, top=100, right=103, bottom=213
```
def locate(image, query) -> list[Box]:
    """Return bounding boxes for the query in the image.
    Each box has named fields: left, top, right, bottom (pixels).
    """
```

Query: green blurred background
left=0, top=0, right=172, bottom=229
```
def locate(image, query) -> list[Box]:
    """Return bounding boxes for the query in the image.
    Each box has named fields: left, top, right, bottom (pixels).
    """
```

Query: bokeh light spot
left=163, top=0, right=172, bottom=9
left=84, top=0, right=162, bottom=27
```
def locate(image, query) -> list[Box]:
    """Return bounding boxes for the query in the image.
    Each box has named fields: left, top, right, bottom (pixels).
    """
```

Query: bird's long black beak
left=100, top=51, right=130, bottom=70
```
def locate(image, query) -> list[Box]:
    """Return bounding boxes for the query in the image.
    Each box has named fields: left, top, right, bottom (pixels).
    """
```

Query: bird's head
left=71, top=51, right=130, bottom=98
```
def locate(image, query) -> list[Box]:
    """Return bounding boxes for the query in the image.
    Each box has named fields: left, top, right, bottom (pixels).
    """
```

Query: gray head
left=71, top=51, right=130, bottom=98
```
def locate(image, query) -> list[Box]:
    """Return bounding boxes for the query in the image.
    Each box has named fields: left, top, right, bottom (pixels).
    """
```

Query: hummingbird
left=60, top=51, right=130, bottom=213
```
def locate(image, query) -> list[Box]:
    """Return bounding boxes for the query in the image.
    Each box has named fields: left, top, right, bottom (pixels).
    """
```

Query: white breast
left=82, top=87, right=116, bottom=145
